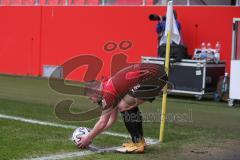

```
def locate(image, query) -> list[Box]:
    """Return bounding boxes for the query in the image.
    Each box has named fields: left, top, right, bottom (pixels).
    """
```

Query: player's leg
left=121, top=106, right=143, bottom=142
left=117, top=95, right=146, bottom=153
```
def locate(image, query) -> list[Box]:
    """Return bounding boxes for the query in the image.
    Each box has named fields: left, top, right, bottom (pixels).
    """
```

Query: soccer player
left=78, top=63, right=167, bottom=153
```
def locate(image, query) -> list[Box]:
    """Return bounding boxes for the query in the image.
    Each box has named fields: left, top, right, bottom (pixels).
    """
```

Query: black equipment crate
left=142, top=57, right=226, bottom=99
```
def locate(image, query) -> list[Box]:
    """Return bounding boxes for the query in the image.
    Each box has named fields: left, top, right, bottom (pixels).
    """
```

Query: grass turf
left=0, top=74, right=240, bottom=160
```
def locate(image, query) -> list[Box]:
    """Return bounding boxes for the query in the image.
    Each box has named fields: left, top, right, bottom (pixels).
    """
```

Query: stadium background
left=0, top=1, right=240, bottom=160
left=0, top=4, right=240, bottom=81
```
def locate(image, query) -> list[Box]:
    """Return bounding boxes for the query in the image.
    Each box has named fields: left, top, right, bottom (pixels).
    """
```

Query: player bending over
left=78, top=63, right=167, bottom=153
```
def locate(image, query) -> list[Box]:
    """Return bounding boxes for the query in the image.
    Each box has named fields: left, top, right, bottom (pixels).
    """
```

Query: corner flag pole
left=159, top=1, right=173, bottom=142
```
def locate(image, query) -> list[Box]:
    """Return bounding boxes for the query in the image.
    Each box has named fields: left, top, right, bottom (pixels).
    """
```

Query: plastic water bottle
left=215, top=41, right=221, bottom=52
left=201, top=42, right=206, bottom=50
left=207, top=42, right=211, bottom=49
left=206, top=42, right=212, bottom=61
left=214, top=41, right=221, bottom=63
left=222, top=72, right=228, bottom=93
left=201, top=42, right=207, bottom=60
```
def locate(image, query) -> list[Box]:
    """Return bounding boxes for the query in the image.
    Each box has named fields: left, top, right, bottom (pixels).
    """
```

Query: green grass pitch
left=0, top=74, right=240, bottom=160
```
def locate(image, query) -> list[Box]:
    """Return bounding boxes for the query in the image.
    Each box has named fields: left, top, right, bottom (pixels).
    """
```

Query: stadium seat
left=70, top=0, right=85, bottom=5
left=0, top=0, right=11, bottom=5
left=58, top=0, right=67, bottom=5
left=0, top=0, right=37, bottom=5
left=85, top=0, right=99, bottom=5
left=38, top=0, right=46, bottom=5
left=146, top=0, right=153, bottom=5
left=11, top=0, right=22, bottom=5
left=114, top=0, right=142, bottom=5
left=21, top=0, right=35, bottom=5
left=46, top=0, right=66, bottom=5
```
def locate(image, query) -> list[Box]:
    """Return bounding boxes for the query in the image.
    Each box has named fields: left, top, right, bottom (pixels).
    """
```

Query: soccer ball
left=72, top=127, right=91, bottom=146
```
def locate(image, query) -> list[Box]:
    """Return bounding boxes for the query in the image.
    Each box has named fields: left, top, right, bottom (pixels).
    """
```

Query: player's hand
left=78, top=136, right=92, bottom=149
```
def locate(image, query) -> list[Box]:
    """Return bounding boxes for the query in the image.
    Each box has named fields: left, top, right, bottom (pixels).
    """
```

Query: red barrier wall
left=0, top=6, right=239, bottom=81
left=0, top=7, right=41, bottom=76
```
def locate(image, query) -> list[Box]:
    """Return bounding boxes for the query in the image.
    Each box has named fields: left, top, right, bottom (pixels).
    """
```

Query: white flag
left=160, top=1, right=181, bottom=45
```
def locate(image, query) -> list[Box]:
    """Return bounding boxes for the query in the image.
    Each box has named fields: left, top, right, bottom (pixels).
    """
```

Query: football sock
left=121, top=106, right=143, bottom=143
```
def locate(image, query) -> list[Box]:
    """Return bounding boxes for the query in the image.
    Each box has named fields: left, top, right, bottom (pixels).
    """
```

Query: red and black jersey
left=101, top=63, right=167, bottom=110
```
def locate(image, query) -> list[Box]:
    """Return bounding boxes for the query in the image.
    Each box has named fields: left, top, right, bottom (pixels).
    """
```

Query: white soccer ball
left=72, top=127, right=91, bottom=146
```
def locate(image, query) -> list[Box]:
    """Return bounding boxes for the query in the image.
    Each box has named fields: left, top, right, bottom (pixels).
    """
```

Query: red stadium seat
left=86, top=0, right=99, bottom=5
left=38, top=0, right=46, bottom=5
left=46, top=0, right=58, bottom=5
left=11, top=0, right=22, bottom=5
left=0, top=0, right=11, bottom=5
left=114, top=0, right=142, bottom=5
left=46, top=0, right=66, bottom=5
left=22, top=0, right=35, bottom=5
left=146, top=0, right=153, bottom=5
left=70, top=0, right=85, bottom=5
left=58, top=0, right=67, bottom=5
left=0, top=0, right=36, bottom=5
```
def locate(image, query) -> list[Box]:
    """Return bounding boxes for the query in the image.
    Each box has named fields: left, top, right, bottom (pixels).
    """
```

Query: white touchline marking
left=25, top=150, right=94, bottom=160
left=0, top=113, right=159, bottom=145
left=0, top=113, right=159, bottom=159
left=25, top=145, right=122, bottom=160
left=0, top=114, right=77, bottom=128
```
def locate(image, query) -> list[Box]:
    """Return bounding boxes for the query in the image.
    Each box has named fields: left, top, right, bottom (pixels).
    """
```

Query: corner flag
left=159, top=0, right=177, bottom=142
left=160, top=1, right=181, bottom=45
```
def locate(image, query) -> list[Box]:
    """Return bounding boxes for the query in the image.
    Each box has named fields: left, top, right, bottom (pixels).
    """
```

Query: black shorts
left=128, top=87, right=156, bottom=102
left=128, top=74, right=168, bottom=102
